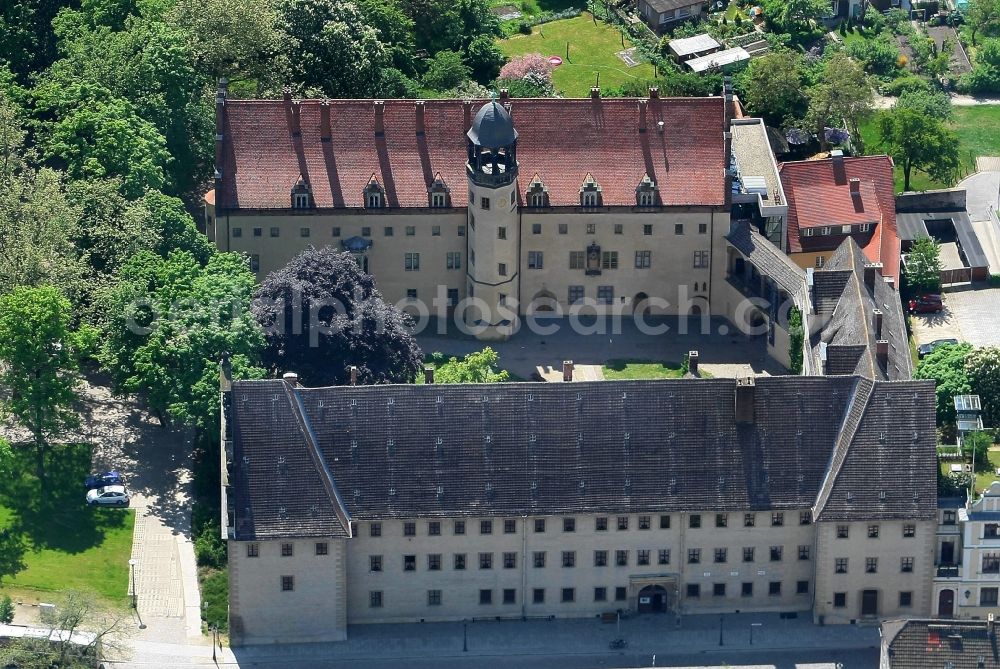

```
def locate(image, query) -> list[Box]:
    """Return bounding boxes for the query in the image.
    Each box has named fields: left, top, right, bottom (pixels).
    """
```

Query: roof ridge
left=813, top=376, right=876, bottom=519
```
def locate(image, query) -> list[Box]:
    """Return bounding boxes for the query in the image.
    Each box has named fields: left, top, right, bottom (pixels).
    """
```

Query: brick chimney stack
left=563, top=360, right=574, bottom=382
left=688, top=351, right=699, bottom=376
left=863, top=263, right=883, bottom=291
left=591, top=86, right=601, bottom=100
left=320, top=100, right=331, bottom=142
left=374, top=101, right=385, bottom=137
left=875, top=340, right=889, bottom=369
left=872, top=309, right=883, bottom=339
left=282, top=372, right=299, bottom=387
left=649, top=86, right=659, bottom=99
left=499, top=89, right=510, bottom=102
left=349, top=366, right=358, bottom=386
left=423, top=366, right=434, bottom=384
left=638, top=99, right=647, bottom=133
left=849, top=177, right=861, bottom=193
left=735, top=377, right=755, bottom=424
left=415, top=101, right=425, bottom=136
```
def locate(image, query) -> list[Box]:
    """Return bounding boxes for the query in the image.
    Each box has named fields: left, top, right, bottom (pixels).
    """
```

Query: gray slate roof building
left=881, top=618, right=1000, bottom=669
left=228, top=375, right=936, bottom=541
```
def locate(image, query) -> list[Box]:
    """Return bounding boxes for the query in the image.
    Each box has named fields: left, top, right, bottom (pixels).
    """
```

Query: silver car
left=86, top=485, right=130, bottom=507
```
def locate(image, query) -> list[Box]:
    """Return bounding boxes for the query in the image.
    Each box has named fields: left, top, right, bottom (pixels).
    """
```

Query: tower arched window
left=636, top=174, right=658, bottom=207
left=429, top=173, right=450, bottom=208
left=291, top=175, right=313, bottom=209
left=364, top=175, right=385, bottom=209
left=580, top=174, right=602, bottom=209
left=526, top=174, right=549, bottom=208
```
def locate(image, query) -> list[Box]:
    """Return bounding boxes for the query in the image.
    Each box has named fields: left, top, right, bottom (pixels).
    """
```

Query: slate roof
left=227, top=375, right=936, bottom=540
left=882, top=619, right=1000, bottom=669
left=779, top=155, right=900, bottom=284
left=643, top=0, right=702, bottom=12
left=217, top=97, right=726, bottom=210
left=468, top=100, right=517, bottom=148
left=726, top=223, right=808, bottom=304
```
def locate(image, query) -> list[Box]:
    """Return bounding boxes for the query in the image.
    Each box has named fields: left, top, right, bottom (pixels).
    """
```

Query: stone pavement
left=957, top=170, right=1000, bottom=224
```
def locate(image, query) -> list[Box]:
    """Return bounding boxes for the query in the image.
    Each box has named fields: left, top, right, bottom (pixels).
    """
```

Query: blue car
left=85, top=471, right=123, bottom=490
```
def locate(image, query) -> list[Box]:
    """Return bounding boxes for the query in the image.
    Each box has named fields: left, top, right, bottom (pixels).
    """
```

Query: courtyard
left=911, top=284, right=1000, bottom=349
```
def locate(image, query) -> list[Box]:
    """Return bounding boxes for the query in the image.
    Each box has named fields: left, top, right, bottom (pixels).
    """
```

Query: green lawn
left=200, top=566, right=229, bottom=633
left=861, top=105, right=1000, bottom=192
left=498, top=13, right=656, bottom=96
left=0, top=443, right=134, bottom=604
left=603, top=359, right=685, bottom=379
left=976, top=448, right=1000, bottom=495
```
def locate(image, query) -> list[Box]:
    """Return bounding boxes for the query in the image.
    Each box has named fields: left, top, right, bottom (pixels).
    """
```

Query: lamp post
left=128, top=559, right=146, bottom=629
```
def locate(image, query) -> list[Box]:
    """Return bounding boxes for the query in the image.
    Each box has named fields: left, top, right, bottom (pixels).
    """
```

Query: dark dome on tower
left=467, top=100, right=518, bottom=148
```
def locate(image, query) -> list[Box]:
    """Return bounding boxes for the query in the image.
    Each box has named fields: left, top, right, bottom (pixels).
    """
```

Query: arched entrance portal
left=637, top=585, right=668, bottom=614
left=634, top=292, right=650, bottom=316
left=938, top=589, right=955, bottom=617
left=531, top=289, right=557, bottom=312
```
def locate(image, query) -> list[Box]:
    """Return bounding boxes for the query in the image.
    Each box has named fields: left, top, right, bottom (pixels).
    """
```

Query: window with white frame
left=841, top=225, right=852, bottom=234
left=431, top=192, right=448, bottom=208
left=820, top=226, right=831, bottom=235
left=367, top=190, right=383, bottom=209
left=802, top=228, right=814, bottom=237
left=293, top=192, right=311, bottom=209
left=404, top=253, right=420, bottom=271
left=528, top=251, right=544, bottom=269
left=859, top=223, right=872, bottom=232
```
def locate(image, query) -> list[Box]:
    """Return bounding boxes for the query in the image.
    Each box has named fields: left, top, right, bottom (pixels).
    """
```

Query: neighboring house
left=221, top=372, right=937, bottom=645
left=685, top=47, right=751, bottom=74
left=880, top=617, right=1000, bottom=669
left=637, top=0, right=704, bottom=31
left=668, top=34, right=722, bottom=63
left=779, top=151, right=901, bottom=285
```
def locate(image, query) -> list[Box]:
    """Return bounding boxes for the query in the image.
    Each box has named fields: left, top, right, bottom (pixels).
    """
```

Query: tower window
left=481, top=197, right=490, bottom=210
left=582, top=191, right=599, bottom=207
left=367, top=191, right=382, bottom=209
left=293, top=193, right=311, bottom=209
left=431, top=192, right=447, bottom=208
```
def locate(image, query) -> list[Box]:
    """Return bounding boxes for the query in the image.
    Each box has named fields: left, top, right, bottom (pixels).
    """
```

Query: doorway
left=637, top=585, right=668, bottom=614
left=633, top=292, right=650, bottom=316
left=861, top=589, right=878, bottom=617
left=938, top=589, right=955, bottom=617
left=941, top=541, right=955, bottom=564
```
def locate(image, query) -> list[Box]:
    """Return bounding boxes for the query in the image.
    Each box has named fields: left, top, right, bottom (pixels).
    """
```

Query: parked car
left=85, top=470, right=123, bottom=490
left=86, top=485, right=130, bottom=507
left=917, top=338, right=960, bottom=359
left=908, top=294, right=944, bottom=314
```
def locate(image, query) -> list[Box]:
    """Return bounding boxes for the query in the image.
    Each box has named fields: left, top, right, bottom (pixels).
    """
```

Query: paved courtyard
left=910, top=285, right=1000, bottom=349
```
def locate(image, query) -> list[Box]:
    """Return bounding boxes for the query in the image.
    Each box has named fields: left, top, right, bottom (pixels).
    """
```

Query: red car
left=909, top=294, right=944, bottom=314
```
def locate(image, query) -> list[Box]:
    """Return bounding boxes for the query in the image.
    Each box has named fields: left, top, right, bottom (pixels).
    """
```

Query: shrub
left=989, top=273, right=1000, bottom=287
left=847, top=31, right=902, bottom=74
left=788, top=306, right=803, bottom=375
left=881, top=74, right=930, bottom=96
left=193, top=504, right=227, bottom=569
left=422, top=50, right=471, bottom=92
left=897, top=53, right=909, bottom=68
left=0, top=595, right=13, bottom=624
left=498, top=72, right=555, bottom=97
left=498, top=53, right=554, bottom=82
left=958, top=64, right=1000, bottom=95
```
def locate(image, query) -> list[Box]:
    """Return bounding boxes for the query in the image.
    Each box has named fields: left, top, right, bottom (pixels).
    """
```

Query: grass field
left=861, top=105, right=1000, bottom=192
left=498, top=13, right=656, bottom=96
left=602, top=359, right=685, bottom=379
left=0, top=443, right=134, bottom=604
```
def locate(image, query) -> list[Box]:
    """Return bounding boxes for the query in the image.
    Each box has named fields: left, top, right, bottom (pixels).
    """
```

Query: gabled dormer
left=428, top=173, right=450, bottom=208
left=580, top=173, right=602, bottom=208
left=364, top=175, right=385, bottom=209
left=526, top=174, right=549, bottom=208
left=291, top=175, right=313, bottom=209
left=636, top=173, right=658, bottom=207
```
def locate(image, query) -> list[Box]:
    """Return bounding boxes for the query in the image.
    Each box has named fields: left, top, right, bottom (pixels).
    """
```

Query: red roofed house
left=778, top=151, right=900, bottom=285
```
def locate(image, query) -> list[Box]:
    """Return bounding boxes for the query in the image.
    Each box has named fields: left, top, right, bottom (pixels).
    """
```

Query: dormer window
left=291, top=175, right=313, bottom=209
left=365, top=175, right=385, bottom=209
left=802, top=228, right=814, bottom=237
left=580, top=173, right=602, bottom=209
left=526, top=174, right=549, bottom=208
left=429, top=173, right=450, bottom=208
left=636, top=174, right=658, bottom=207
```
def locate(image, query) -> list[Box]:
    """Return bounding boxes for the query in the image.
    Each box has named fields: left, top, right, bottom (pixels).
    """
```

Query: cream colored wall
left=790, top=251, right=833, bottom=272
left=229, top=537, right=347, bottom=645
left=813, top=520, right=935, bottom=624
left=467, top=177, right=520, bottom=333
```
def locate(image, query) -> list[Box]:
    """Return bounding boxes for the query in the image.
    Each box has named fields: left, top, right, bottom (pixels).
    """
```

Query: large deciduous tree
left=807, top=52, right=873, bottom=152
left=877, top=106, right=960, bottom=192
left=399, top=0, right=499, bottom=55
left=966, top=347, right=1000, bottom=427
left=735, top=50, right=807, bottom=128
left=0, top=286, right=82, bottom=481
left=967, top=0, right=1000, bottom=46
left=252, top=246, right=422, bottom=387
left=429, top=348, right=510, bottom=384
left=761, top=0, right=831, bottom=32
left=914, top=342, right=972, bottom=427
left=904, top=236, right=943, bottom=294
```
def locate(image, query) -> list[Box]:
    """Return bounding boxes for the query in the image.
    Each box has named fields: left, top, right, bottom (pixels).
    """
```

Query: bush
left=847, top=31, right=902, bottom=74
left=498, top=53, right=554, bottom=82
left=193, top=504, right=227, bottom=569
left=422, top=50, right=471, bottom=92
left=0, top=595, right=13, bottom=624
left=788, top=306, right=803, bottom=375
left=498, top=72, right=555, bottom=97
left=511, top=7, right=582, bottom=35
left=989, top=273, right=1000, bottom=287
left=199, top=567, right=229, bottom=632
left=958, top=64, right=1000, bottom=95
left=881, top=74, right=930, bottom=96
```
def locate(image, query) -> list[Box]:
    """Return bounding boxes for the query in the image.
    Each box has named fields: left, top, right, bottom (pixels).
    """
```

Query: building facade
left=222, top=374, right=937, bottom=645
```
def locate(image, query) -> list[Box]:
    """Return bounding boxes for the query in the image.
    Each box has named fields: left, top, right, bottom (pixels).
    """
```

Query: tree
left=421, top=50, right=470, bottom=92
left=966, top=347, right=1000, bottom=427
left=877, top=106, right=960, bottom=192
left=807, top=52, right=873, bottom=152
left=964, top=430, right=993, bottom=471
left=136, top=190, right=215, bottom=264
left=846, top=31, right=901, bottom=75
left=896, top=88, right=954, bottom=121
left=0, top=286, right=82, bottom=481
left=735, top=50, right=807, bottom=127
left=788, top=306, right=804, bottom=374
left=966, top=0, right=1000, bottom=46
left=466, top=34, right=505, bottom=85
left=914, top=342, right=972, bottom=426
left=354, top=0, right=417, bottom=75
left=429, top=348, right=510, bottom=384
left=904, top=236, right=943, bottom=294
left=761, top=0, right=831, bottom=32
left=399, top=0, right=499, bottom=55
left=252, top=247, right=422, bottom=387
left=0, top=595, right=13, bottom=624
left=279, top=0, right=390, bottom=98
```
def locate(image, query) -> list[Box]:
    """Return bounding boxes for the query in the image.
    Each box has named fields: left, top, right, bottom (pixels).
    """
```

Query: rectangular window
left=900, top=557, right=914, bottom=573
left=800, top=511, right=812, bottom=525
left=427, top=521, right=441, bottom=536
left=369, top=555, right=383, bottom=572
left=454, top=553, right=466, bottom=570
left=798, top=545, right=810, bottom=561
left=428, top=554, right=441, bottom=571
left=446, top=252, right=461, bottom=269
left=361, top=226, right=371, bottom=237
left=432, top=192, right=447, bottom=208
left=432, top=225, right=441, bottom=236
left=569, top=251, right=585, bottom=270
left=815, top=256, right=826, bottom=268
left=561, top=588, right=575, bottom=603
left=370, top=591, right=383, bottom=608
left=643, top=224, right=653, bottom=236
left=315, top=542, right=328, bottom=556
left=715, top=514, right=728, bottom=528
left=743, top=547, right=755, bottom=562
left=833, top=592, right=846, bottom=608
left=428, top=589, right=442, bottom=606
left=865, top=557, right=878, bottom=573
left=835, top=558, right=848, bottom=573
left=232, top=227, right=242, bottom=238
left=614, top=223, right=623, bottom=234
left=674, top=224, right=684, bottom=235
left=587, top=223, right=596, bottom=234
left=899, top=591, right=912, bottom=607
left=246, top=543, right=259, bottom=558
left=903, top=524, right=915, bottom=538
left=638, top=549, right=650, bottom=566
left=660, top=515, right=670, bottom=529
left=686, top=584, right=700, bottom=598
left=481, top=197, right=490, bottom=210
left=458, top=225, right=465, bottom=236
left=404, top=522, right=416, bottom=537
left=562, top=551, right=576, bottom=568
left=503, top=552, right=517, bottom=569
left=568, top=285, right=584, bottom=304
left=528, top=251, right=544, bottom=269
left=944, top=510, right=957, bottom=525
left=658, top=549, right=670, bottom=565
left=699, top=223, right=708, bottom=234
left=479, top=589, right=492, bottom=605
left=712, top=583, right=726, bottom=597
left=404, top=253, right=420, bottom=271
left=983, top=588, right=999, bottom=606
left=770, top=546, right=783, bottom=562
left=868, top=525, right=880, bottom=538
left=454, top=520, right=466, bottom=535
left=693, top=251, right=709, bottom=268
left=594, top=587, right=607, bottom=602
left=597, top=286, right=614, bottom=304
left=533, top=588, right=545, bottom=604
left=300, top=227, right=310, bottom=238
left=690, top=514, right=701, bottom=529
left=403, top=555, right=416, bottom=572
left=331, top=226, right=341, bottom=237
left=836, top=525, right=849, bottom=538
left=534, top=519, right=545, bottom=533
left=601, top=251, right=618, bottom=270
left=370, top=522, right=381, bottom=537
left=771, top=512, right=784, bottom=527
left=596, top=517, right=608, bottom=531
left=497, top=227, right=507, bottom=240
left=796, top=580, right=810, bottom=595
left=533, top=551, right=546, bottom=568
left=249, top=254, right=260, bottom=273
left=504, top=519, right=516, bottom=534
left=744, top=513, right=755, bottom=527
left=639, top=516, right=650, bottom=530
left=253, top=227, right=262, bottom=237
left=447, top=288, right=458, bottom=306
left=384, top=226, right=394, bottom=237
left=503, top=588, right=516, bottom=605
left=479, top=553, right=493, bottom=569
left=532, top=223, right=542, bottom=234
left=769, top=581, right=781, bottom=596
left=406, top=289, right=417, bottom=301
left=616, top=550, right=629, bottom=567
left=270, top=227, right=280, bottom=238
left=594, top=550, right=608, bottom=567
left=401, top=226, right=413, bottom=236
left=688, top=548, right=701, bottom=564
left=615, top=587, right=627, bottom=601
left=559, top=223, right=568, bottom=234
left=481, top=520, right=492, bottom=535
left=635, top=250, right=651, bottom=269
left=281, top=543, right=293, bottom=557
left=982, top=554, right=1000, bottom=573
left=617, top=516, right=629, bottom=531
left=563, top=518, right=576, bottom=532
left=714, top=548, right=727, bottom=563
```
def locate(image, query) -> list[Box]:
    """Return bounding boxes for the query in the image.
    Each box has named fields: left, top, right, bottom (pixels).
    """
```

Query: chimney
left=374, top=101, right=385, bottom=137
left=290, top=100, right=301, bottom=137
left=499, top=89, right=510, bottom=102
left=349, top=365, right=358, bottom=386
left=724, top=131, right=733, bottom=206
left=657, top=121, right=665, bottom=134
left=320, top=100, right=331, bottom=142
left=863, top=263, right=883, bottom=290
left=282, top=371, right=299, bottom=387
left=735, top=377, right=755, bottom=424
left=591, top=86, right=601, bottom=100
left=563, top=360, right=574, bottom=382
left=989, top=612, right=995, bottom=635
left=819, top=342, right=828, bottom=374
left=849, top=177, right=861, bottom=193
left=638, top=99, right=647, bottom=133
left=649, top=86, right=659, bottom=99
left=831, top=149, right=846, bottom=185
left=688, top=350, right=699, bottom=376
left=423, top=365, right=434, bottom=384
left=282, top=86, right=292, bottom=105
left=463, top=100, right=472, bottom=128
left=415, top=101, right=425, bottom=136
left=875, top=340, right=889, bottom=369
left=723, top=75, right=733, bottom=125
left=214, top=79, right=228, bottom=195
left=872, top=309, right=883, bottom=339
left=885, top=276, right=896, bottom=291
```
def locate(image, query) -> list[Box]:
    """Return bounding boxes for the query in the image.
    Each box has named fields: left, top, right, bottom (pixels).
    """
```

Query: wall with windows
left=229, top=537, right=347, bottom=644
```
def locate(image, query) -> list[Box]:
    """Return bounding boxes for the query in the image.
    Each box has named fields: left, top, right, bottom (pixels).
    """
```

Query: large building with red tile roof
left=778, top=152, right=900, bottom=284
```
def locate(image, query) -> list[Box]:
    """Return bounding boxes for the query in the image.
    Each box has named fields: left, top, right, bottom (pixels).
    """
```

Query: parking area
left=910, top=285, right=1000, bottom=349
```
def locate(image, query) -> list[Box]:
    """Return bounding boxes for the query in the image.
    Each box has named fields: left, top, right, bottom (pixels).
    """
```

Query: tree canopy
left=427, top=348, right=511, bottom=384
left=914, top=342, right=972, bottom=427
left=735, top=50, right=807, bottom=128
left=807, top=52, right=873, bottom=152
left=904, top=236, right=943, bottom=295
left=877, top=106, right=960, bottom=192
